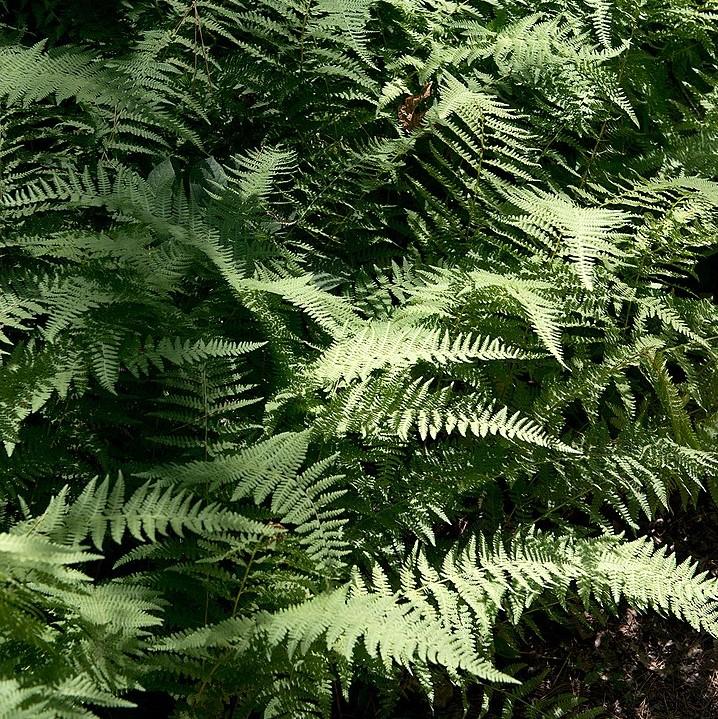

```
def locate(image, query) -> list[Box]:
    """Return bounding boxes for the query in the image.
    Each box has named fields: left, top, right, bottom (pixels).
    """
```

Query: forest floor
left=523, top=505, right=718, bottom=719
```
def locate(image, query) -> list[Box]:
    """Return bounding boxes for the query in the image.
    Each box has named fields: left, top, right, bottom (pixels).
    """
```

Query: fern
left=2, top=0, right=718, bottom=716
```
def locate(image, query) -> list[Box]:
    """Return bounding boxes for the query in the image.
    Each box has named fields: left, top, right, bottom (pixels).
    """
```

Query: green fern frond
left=14, top=475, right=271, bottom=549
left=313, top=320, right=539, bottom=389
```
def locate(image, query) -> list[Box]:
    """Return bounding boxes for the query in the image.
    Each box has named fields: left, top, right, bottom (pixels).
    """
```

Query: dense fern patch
left=1, top=0, right=718, bottom=716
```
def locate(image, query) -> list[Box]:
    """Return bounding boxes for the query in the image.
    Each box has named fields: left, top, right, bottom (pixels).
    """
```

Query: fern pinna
left=1, top=0, right=718, bottom=717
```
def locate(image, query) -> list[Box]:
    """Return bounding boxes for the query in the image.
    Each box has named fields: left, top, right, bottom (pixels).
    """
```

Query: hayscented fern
left=1, top=0, right=718, bottom=716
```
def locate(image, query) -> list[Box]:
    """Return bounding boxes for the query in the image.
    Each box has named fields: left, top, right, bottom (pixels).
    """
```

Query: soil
left=514, top=503, right=718, bottom=718
left=526, top=610, right=718, bottom=718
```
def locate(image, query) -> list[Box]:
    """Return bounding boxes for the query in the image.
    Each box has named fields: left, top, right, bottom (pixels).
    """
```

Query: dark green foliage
left=1, top=0, right=718, bottom=716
